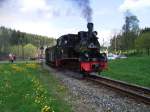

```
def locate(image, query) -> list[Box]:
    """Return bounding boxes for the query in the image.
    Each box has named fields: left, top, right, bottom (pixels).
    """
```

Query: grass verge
left=0, top=63, right=72, bottom=112
left=102, top=56, right=150, bottom=88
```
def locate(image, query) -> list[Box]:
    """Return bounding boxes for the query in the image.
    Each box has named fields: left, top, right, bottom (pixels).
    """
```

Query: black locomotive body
left=45, top=23, right=107, bottom=73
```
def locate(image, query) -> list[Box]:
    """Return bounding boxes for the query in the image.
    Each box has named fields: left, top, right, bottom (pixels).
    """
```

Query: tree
left=110, top=11, right=140, bottom=52
left=109, top=11, right=140, bottom=52
left=24, top=44, right=37, bottom=58
left=9, top=45, right=22, bottom=57
left=0, top=27, right=11, bottom=52
left=110, top=34, right=122, bottom=51
left=135, top=32, right=150, bottom=55
left=122, top=10, right=140, bottom=50
left=122, top=10, right=139, bottom=34
left=10, top=30, right=18, bottom=45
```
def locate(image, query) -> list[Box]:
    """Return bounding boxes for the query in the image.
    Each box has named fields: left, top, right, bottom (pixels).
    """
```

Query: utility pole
left=102, top=38, right=104, bottom=47
left=115, top=35, right=116, bottom=54
left=112, top=29, right=118, bottom=54
left=18, top=40, right=19, bottom=57
left=21, top=38, right=24, bottom=60
left=21, top=34, right=25, bottom=60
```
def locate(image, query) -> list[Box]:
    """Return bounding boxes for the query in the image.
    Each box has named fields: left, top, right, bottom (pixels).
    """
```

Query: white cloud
left=119, top=0, right=150, bottom=11
left=18, top=0, right=74, bottom=19
left=5, top=20, right=79, bottom=38
left=20, top=0, right=50, bottom=12
left=0, top=0, right=82, bottom=38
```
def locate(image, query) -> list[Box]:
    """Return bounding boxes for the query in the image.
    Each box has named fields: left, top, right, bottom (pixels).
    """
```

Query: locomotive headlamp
left=88, top=43, right=96, bottom=48
left=85, top=53, right=89, bottom=58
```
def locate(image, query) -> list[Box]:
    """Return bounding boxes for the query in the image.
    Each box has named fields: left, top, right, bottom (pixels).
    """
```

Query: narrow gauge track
left=86, top=74, right=150, bottom=105
left=43, top=63, right=150, bottom=105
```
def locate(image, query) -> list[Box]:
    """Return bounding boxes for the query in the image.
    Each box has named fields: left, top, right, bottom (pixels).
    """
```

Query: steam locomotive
left=45, top=23, right=107, bottom=73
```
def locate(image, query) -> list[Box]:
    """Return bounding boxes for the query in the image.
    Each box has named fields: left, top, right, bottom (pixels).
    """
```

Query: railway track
left=86, top=74, right=150, bottom=105
left=43, top=63, right=150, bottom=105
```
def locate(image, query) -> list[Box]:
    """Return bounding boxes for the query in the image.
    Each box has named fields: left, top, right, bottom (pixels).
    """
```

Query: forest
left=0, top=26, right=55, bottom=59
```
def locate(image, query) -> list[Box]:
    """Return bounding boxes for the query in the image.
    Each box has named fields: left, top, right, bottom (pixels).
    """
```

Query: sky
left=0, top=0, right=150, bottom=46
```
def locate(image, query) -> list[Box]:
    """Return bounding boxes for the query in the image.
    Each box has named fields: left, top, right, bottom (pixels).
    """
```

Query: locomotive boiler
left=45, top=23, right=107, bottom=73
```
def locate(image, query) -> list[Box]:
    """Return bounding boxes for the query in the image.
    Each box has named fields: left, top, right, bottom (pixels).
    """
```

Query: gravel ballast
left=43, top=64, right=150, bottom=112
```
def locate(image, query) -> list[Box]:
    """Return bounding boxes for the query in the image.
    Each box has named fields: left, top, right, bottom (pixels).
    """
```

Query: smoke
left=0, top=0, right=93, bottom=22
left=0, top=0, right=5, bottom=6
left=69, top=0, right=93, bottom=22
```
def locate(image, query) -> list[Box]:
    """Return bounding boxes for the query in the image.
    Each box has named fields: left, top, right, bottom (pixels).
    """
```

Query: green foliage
left=135, top=32, right=150, bottom=55
left=139, top=32, right=150, bottom=48
left=9, top=45, right=22, bottom=57
left=24, top=44, right=37, bottom=58
left=0, top=26, right=55, bottom=55
left=0, top=27, right=11, bottom=53
left=110, top=11, right=139, bottom=51
left=9, top=44, right=38, bottom=58
left=102, top=56, right=150, bottom=87
left=110, top=11, right=150, bottom=56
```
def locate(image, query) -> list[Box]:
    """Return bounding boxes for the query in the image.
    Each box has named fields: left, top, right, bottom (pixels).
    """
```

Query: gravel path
left=43, top=64, right=150, bottom=112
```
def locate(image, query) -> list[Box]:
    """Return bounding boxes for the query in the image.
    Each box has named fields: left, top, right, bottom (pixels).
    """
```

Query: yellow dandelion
left=41, top=105, right=53, bottom=112
left=26, top=63, right=38, bottom=69
left=11, top=65, right=24, bottom=72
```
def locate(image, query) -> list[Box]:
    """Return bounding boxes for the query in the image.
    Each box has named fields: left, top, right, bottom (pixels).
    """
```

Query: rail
left=86, top=74, right=150, bottom=105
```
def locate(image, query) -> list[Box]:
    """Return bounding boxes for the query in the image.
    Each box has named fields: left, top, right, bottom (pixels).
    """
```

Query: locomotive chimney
left=87, top=22, right=93, bottom=32
left=87, top=23, right=93, bottom=38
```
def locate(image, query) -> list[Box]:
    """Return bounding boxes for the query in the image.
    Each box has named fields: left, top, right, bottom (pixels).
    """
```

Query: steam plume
left=0, top=0, right=5, bottom=6
left=69, top=0, right=93, bottom=22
